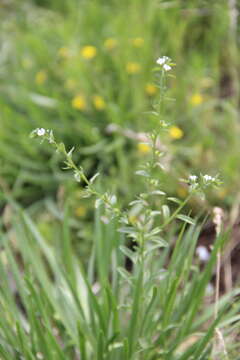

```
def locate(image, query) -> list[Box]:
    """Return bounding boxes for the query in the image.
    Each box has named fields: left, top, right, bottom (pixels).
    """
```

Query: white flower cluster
left=36, top=128, right=46, bottom=136
left=156, top=56, right=172, bottom=71
left=189, top=174, right=217, bottom=184
left=30, top=128, right=55, bottom=144
left=202, top=174, right=216, bottom=183
left=189, top=175, right=197, bottom=182
left=187, top=173, right=220, bottom=194
left=188, top=174, right=198, bottom=191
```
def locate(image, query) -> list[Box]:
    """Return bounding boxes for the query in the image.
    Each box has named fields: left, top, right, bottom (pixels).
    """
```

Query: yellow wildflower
left=137, top=143, right=151, bottom=154
left=145, top=83, right=158, bottom=96
left=80, top=45, right=97, bottom=59
left=131, top=37, right=144, bottom=47
left=71, top=94, right=86, bottom=110
left=190, top=93, right=203, bottom=106
left=35, top=70, right=47, bottom=85
left=58, top=46, right=69, bottom=59
left=126, top=62, right=141, bottom=74
left=75, top=206, right=87, bottom=217
left=92, top=95, right=106, bottom=111
left=169, top=126, right=184, bottom=140
left=104, top=38, right=117, bottom=50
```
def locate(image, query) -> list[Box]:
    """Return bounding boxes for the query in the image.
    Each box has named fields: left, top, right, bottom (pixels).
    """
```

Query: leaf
left=149, top=211, right=162, bottom=217
left=119, top=245, right=136, bottom=264
left=117, top=267, right=132, bottom=284
left=118, top=226, right=137, bottom=236
left=67, top=147, right=75, bottom=158
left=97, top=330, right=104, bottom=360
left=135, top=170, right=150, bottom=177
left=167, top=197, right=182, bottom=205
left=162, top=205, right=170, bottom=219
left=145, top=243, right=167, bottom=254
left=128, top=269, right=143, bottom=357
left=129, top=199, right=148, bottom=207
left=176, top=214, right=195, bottom=225
left=90, top=172, right=100, bottom=184
left=149, top=190, right=166, bottom=196
left=151, top=237, right=168, bottom=247
left=146, top=227, right=162, bottom=238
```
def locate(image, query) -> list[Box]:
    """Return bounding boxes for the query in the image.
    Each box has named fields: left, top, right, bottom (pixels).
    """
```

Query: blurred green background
left=0, top=0, right=239, bottom=213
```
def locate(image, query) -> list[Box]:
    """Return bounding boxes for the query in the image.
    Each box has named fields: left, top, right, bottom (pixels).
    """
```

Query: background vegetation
left=0, top=0, right=240, bottom=359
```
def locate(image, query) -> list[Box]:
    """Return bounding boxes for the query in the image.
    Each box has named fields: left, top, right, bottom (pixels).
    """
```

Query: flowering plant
left=25, top=58, right=232, bottom=360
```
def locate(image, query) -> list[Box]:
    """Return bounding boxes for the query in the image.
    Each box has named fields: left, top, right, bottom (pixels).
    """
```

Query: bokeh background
left=0, top=0, right=239, bottom=255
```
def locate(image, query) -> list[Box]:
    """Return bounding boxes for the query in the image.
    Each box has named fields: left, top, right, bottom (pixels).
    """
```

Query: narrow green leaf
left=176, top=214, right=195, bottom=225
left=119, top=245, right=137, bottom=264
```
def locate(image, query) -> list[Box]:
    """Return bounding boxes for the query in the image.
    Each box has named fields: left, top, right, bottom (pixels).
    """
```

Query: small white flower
left=189, top=175, right=197, bottom=182
left=203, top=175, right=212, bottom=181
left=196, top=246, right=210, bottom=262
left=37, top=128, right=46, bottom=136
left=163, top=63, right=171, bottom=71
left=156, top=56, right=169, bottom=65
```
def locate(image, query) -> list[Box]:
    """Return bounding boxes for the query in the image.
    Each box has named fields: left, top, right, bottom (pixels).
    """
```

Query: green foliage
left=0, top=0, right=239, bottom=205
left=0, top=1, right=240, bottom=358
left=0, top=197, right=239, bottom=359
left=0, top=78, right=236, bottom=358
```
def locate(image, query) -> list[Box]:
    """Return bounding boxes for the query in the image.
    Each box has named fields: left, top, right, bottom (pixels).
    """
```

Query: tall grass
left=0, top=190, right=239, bottom=359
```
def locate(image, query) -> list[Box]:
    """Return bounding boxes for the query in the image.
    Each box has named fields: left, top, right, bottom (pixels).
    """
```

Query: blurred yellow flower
left=145, top=83, right=158, bottom=96
left=72, top=95, right=86, bottom=110
left=126, top=62, right=141, bottom=74
left=131, top=37, right=144, bottom=47
left=190, top=93, right=203, bottom=106
left=137, top=143, right=151, bottom=154
left=92, top=95, right=106, bottom=110
left=81, top=45, right=97, bottom=59
left=169, top=126, right=183, bottom=139
left=58, top=46, right=69, bottom=58
left=104, top=38, right=117, bottom=50
left=35, top=70, right=47, bottom=85
left=75, top=206, right=87, bottom=217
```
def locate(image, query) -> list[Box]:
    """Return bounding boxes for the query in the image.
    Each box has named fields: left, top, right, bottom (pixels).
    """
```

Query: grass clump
left=0, top=56, right=239, bottom=360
